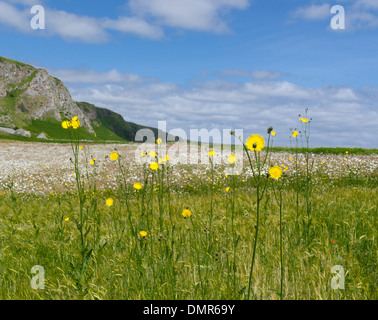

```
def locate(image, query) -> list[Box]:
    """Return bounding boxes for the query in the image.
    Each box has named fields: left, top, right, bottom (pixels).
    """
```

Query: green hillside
left=78, top=102, right=160, bottom=142
left=0, top=56, right=164, bottom=143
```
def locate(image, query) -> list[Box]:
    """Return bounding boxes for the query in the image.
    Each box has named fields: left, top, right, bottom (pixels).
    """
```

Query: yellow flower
left=106, top=198, right=114, bottom=207
left=64, top=217, right=70, bottom=222
left=90, top=160, right=94, bottom=166
left=133, top=182, right=142, bottom=190
left=141, top=152, right=146, bottom=157
left=302, top=118, right=308, bottom=123
left=158, top=155, right=170, bottom=164
left=182, top=209, right=192, bottom=218
left=246, top=134, right=265, bottom=152
left=269, top=166, right=283, bottom=180
left=61, top=120, right=71, bottom=129
left=345, top=151, right=348, bottom=154
left=79, top=146, right=83, bottom=150
left=289, top=157, right=293, bottom=161
left=228, top=154, right=237, bottom=164
left=209, top=150, right=215, bottom=156
left=110, top=151, right=119, bottom=161
left=149, top=151, right=157, bottom=158
left=292, top=131, right=299, bottom=138
left=71, top=116, right=80, bottom=129
left=284, top=167, right=288, bottom=172
left=156, top=138, right=162, bottom=145
left=299, top=117, right=303, bottom=121
left=150, top=162, right=159, bottom=170
left=271, top=131, right=276, bottom=136
left=140, top=231, right=147, bottom=238
left=321, top=162, right=324, bottom=165
left=225, top=187, right=230, bottom=192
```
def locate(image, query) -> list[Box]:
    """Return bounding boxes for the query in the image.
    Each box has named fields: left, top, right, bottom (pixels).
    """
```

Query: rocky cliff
left=0, top=56, right=93, bottom=133
left=0, top=56, right=161, bottom=142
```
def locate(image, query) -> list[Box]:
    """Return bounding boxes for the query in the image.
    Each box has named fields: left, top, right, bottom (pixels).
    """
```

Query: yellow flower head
left=71, top=116, right=80, bottom=129
left=302, top=118, right=308, bottom=123
left=149, top=151, right=157, bottom=158
left=150, top=162, right=159, bottom=170
left=292, top=131, right=299, bottom=138
left=110, top=151, right=119, bottom=161
left=225, top=187, right=230, bottom=192
left=141, top=152, right=146, bottom=157
left=209, top=150, right=215, bottom=157
left=79, top=146, right=83, bottom=150
left=156, top=138, right=162, bottom=145
left=271, top=131, right=276, bottom=136
left=345, top=151, right=348, bottom=154
left=61, top=120, right=71, bottom=129
left=133, top=182, right=142, bottom=190
left=269, top=166, right=283, bottom=180
left=90, top=160, right=94, bottom=166
left=64, top=217, right=70, bottom=222
left=228, top=154, right=237, bottom=164
left=140, top=231, right=147, bottom=238
left=159, top=155, right=170, bottom=164
left=246, top=134, right=265, bottom=152
left=106, top=198, right=114, bottom=207
left=182, top=209, right=192, bottom=218
left=289, top=157, right=293, bottom=161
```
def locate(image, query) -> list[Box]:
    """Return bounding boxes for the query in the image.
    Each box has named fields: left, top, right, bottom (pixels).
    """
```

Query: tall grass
left=0, top=113, right=376, bottom=300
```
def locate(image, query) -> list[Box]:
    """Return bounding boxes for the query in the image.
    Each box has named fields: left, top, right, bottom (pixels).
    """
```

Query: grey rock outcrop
left=0, top=127, right=31, bottom=137
left=0, top=57, right=94, bottom=133
left=37, top=132, right=49, bottom=139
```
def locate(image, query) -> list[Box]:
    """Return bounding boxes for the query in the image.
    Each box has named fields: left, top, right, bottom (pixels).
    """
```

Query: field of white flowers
left=1, top=141, right=377, bottom=195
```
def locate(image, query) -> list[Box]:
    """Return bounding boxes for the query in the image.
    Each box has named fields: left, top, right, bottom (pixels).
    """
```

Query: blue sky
left=0, top=0, right=377, bottom=147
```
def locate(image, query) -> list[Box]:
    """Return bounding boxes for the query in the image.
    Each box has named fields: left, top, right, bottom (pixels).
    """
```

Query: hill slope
left=0, top=56, right=160, bottom=142
left=77, top=102, right=162, bottom=142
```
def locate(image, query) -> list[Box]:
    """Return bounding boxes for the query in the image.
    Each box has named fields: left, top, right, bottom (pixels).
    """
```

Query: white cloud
left=355, top=0, right=378, bottom=10
left=347, top=8, right=378, bottom=29
left=252, top=70, right=282, bottom=80
left=62, top=68, right=378, bottom=147
left=292, top=1, right=378, bottom=30
left=0, top=1, right=164, bottom=42
left=293, top=4, right=331, bottom=20
left=0, top=0, right=251, bottom=42
left=6, top=0, right=44, bottom=5
left=0, top=1, right=30, bottom=32
left=103, top=16, right=165, bottom=39
left=0, top=1, right=109, bottom=42
left=129, top=0, right=250, bottom=33
left=216, top=69, right=282, bottom=80
left=46, top=9, right=108, bottom=43
left=48, top=68, right=148, bottom=84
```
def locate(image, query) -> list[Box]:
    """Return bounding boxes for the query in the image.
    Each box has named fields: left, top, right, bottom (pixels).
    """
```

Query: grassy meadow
left=0, top=119, right=376, bottom=300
